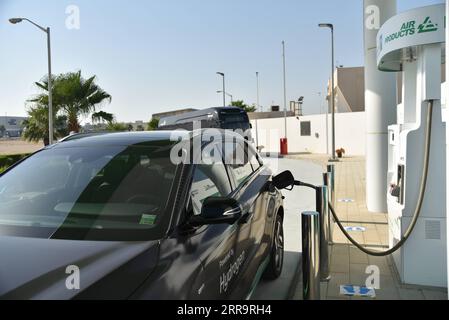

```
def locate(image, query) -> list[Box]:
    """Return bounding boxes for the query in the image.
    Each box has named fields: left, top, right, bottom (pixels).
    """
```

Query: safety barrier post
left=316, top=185, right=331, bottom=281
left=302, top=211, right=320, bottom=300
left=327, top=164, right=336, bottom=243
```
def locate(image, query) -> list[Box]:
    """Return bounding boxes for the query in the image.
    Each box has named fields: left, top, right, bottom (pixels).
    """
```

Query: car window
left=190, top=146, right=232, bottom=216
left=0, top=143, right=177, bottom=241
left=223, top=142, right=254, bottom=187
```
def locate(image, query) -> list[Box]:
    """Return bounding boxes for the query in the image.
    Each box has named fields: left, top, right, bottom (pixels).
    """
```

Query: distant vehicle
left=158, top=107, right=252, bottom=140
left=0, top=130, right=291, bottom=300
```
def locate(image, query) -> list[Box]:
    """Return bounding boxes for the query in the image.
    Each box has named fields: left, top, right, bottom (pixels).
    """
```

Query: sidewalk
left=288, top=154, right=447, bottom=300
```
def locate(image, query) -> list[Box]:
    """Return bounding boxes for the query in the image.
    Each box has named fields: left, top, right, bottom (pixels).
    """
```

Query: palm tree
left=22, top=104, right=68, bottom=146
left=92, top=111, right=114, bottom=124
left=31, top=71, right=112, bottom=133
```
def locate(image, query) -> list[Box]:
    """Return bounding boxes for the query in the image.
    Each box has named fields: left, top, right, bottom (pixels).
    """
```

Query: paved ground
left=252, top=157, right=323, bottom=299
left=0, top=139, right=43, bottom=155
left=288, top=154, right=448, bottom=300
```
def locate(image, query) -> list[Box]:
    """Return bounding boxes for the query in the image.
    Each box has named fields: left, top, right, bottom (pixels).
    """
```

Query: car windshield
left=0, top=141, right=177, bottom=241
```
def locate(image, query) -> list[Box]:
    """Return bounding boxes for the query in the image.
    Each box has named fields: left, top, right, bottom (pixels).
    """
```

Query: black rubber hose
left=294, top=181, right=318, bottom=190
left=328, top=101, right=434, bottom=256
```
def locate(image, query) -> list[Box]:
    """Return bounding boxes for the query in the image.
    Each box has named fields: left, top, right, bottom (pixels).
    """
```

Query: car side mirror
left=189, top=197, right=242, bottom=226
left=272, top=170, right=295, bottom=190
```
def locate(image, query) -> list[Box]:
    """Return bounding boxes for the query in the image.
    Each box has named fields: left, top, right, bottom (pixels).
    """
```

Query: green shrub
left=0, top=154, right=30, bottom=173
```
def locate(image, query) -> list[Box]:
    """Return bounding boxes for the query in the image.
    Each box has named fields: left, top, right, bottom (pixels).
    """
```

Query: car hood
left=0, top=236, right=159, bottom=299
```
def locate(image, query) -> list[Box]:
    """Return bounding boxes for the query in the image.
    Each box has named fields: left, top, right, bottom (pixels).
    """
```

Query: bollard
left=323, top=173, right=331, bottom=243
left=323, top=173, right=333, bottom=246
left=327, top=164, right=336, bottom=243
left=302, top=211, right=320, bottom=300
left=316, top=185, right=331, bottom=281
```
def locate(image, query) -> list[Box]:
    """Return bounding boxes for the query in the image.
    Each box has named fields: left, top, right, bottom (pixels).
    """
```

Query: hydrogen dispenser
left=378, top=4, right=447, bottom=287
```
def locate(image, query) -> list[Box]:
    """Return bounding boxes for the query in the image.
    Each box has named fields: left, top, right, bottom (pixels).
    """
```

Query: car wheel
left=263, top=213, right=284, bottom=280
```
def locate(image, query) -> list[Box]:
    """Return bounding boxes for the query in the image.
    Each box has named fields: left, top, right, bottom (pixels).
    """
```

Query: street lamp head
left=216, top=72, right=224, bottom=76
left=318, top=23, right=333, bottom=29
left=9, top=18, right=23, bottom=24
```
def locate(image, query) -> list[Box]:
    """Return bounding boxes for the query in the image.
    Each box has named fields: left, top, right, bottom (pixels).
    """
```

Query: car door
left=222, top=140, right=273, bottom=298
left=185, top=144, right=244, bottom=299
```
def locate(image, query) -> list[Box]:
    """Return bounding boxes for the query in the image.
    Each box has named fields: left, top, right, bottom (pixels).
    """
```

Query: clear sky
left=0, top=0, right=444, bottom=123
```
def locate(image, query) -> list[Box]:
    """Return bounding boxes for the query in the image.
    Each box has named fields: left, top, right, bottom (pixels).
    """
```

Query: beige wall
left=251, top=112, right=366, bottom=156
left=327, top=67, right=365, bottom=113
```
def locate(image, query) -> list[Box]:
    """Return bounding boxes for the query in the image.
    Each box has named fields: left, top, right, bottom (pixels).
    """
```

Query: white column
left=441, top=0, right=449, bottom=298
left=364, top=0, right=397, bottom=213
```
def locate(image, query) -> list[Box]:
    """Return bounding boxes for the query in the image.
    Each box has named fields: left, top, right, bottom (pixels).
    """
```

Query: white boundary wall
left=251, top=112, right=366, bottom=156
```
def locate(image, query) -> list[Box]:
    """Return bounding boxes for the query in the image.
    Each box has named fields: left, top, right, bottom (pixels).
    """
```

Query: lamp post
left=216, top=91, right=233, bottom=104
left=255, top=72, right=260, bottom=148
left=319, top=23, right=336, bottom=161
left=280, top=41, right=288, bottom=155
left=10, top=17, right=54, bottom=145
left=216, top=72, right=226, bottom=107
left=318, top=91, right=330, bottom=155
left=282, top=41, right=287, bottom=140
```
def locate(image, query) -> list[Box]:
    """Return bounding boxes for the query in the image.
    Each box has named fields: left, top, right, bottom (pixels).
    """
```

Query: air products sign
left=384, top=17, right=438, bottom=44
left=377, top=4, right=445, bottom=71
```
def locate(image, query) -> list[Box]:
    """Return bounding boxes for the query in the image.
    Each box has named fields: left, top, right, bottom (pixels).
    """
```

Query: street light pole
left=319, top=23, right=337, bottom=161
left=319, top=91, right=329, bottom=155
left=10, top=18, right=54, bottom=145
left=255, top=72, right=260, bottom=148
left=282, top=41, right=287, bottom=140
left=217, top=72, right=226, bottom=107
left=46, top=27, right=53, bottom=145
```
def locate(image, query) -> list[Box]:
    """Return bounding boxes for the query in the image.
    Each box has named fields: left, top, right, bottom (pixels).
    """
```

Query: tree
left=0, top=125, right=5, bottom=136
left=106, top=122, right=129, bottom=132
left=92, top=111, right=114, bottom=124
left=230, top=100, right=257, bottom=113
left=22, top=104, right=68, bottom=146
left=30, top=71, right=112, bottom=133
left=147, top=118, right=159, bottom=131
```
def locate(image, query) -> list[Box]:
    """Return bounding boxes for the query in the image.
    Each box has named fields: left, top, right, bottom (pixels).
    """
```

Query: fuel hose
left=327, top=101, right=434, bottom=256
left=296, top=101, right=434, bottom=256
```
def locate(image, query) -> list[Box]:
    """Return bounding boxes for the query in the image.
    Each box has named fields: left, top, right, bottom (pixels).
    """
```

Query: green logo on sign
left=418, top=17, right=438, bottom=33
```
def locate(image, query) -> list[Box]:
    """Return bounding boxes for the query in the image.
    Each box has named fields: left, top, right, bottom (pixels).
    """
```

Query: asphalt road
left=251, top=157, right=323, bottom=300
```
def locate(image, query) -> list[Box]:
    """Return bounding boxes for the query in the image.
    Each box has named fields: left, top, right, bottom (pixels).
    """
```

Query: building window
left=300, top=121, right=311, bottom=136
